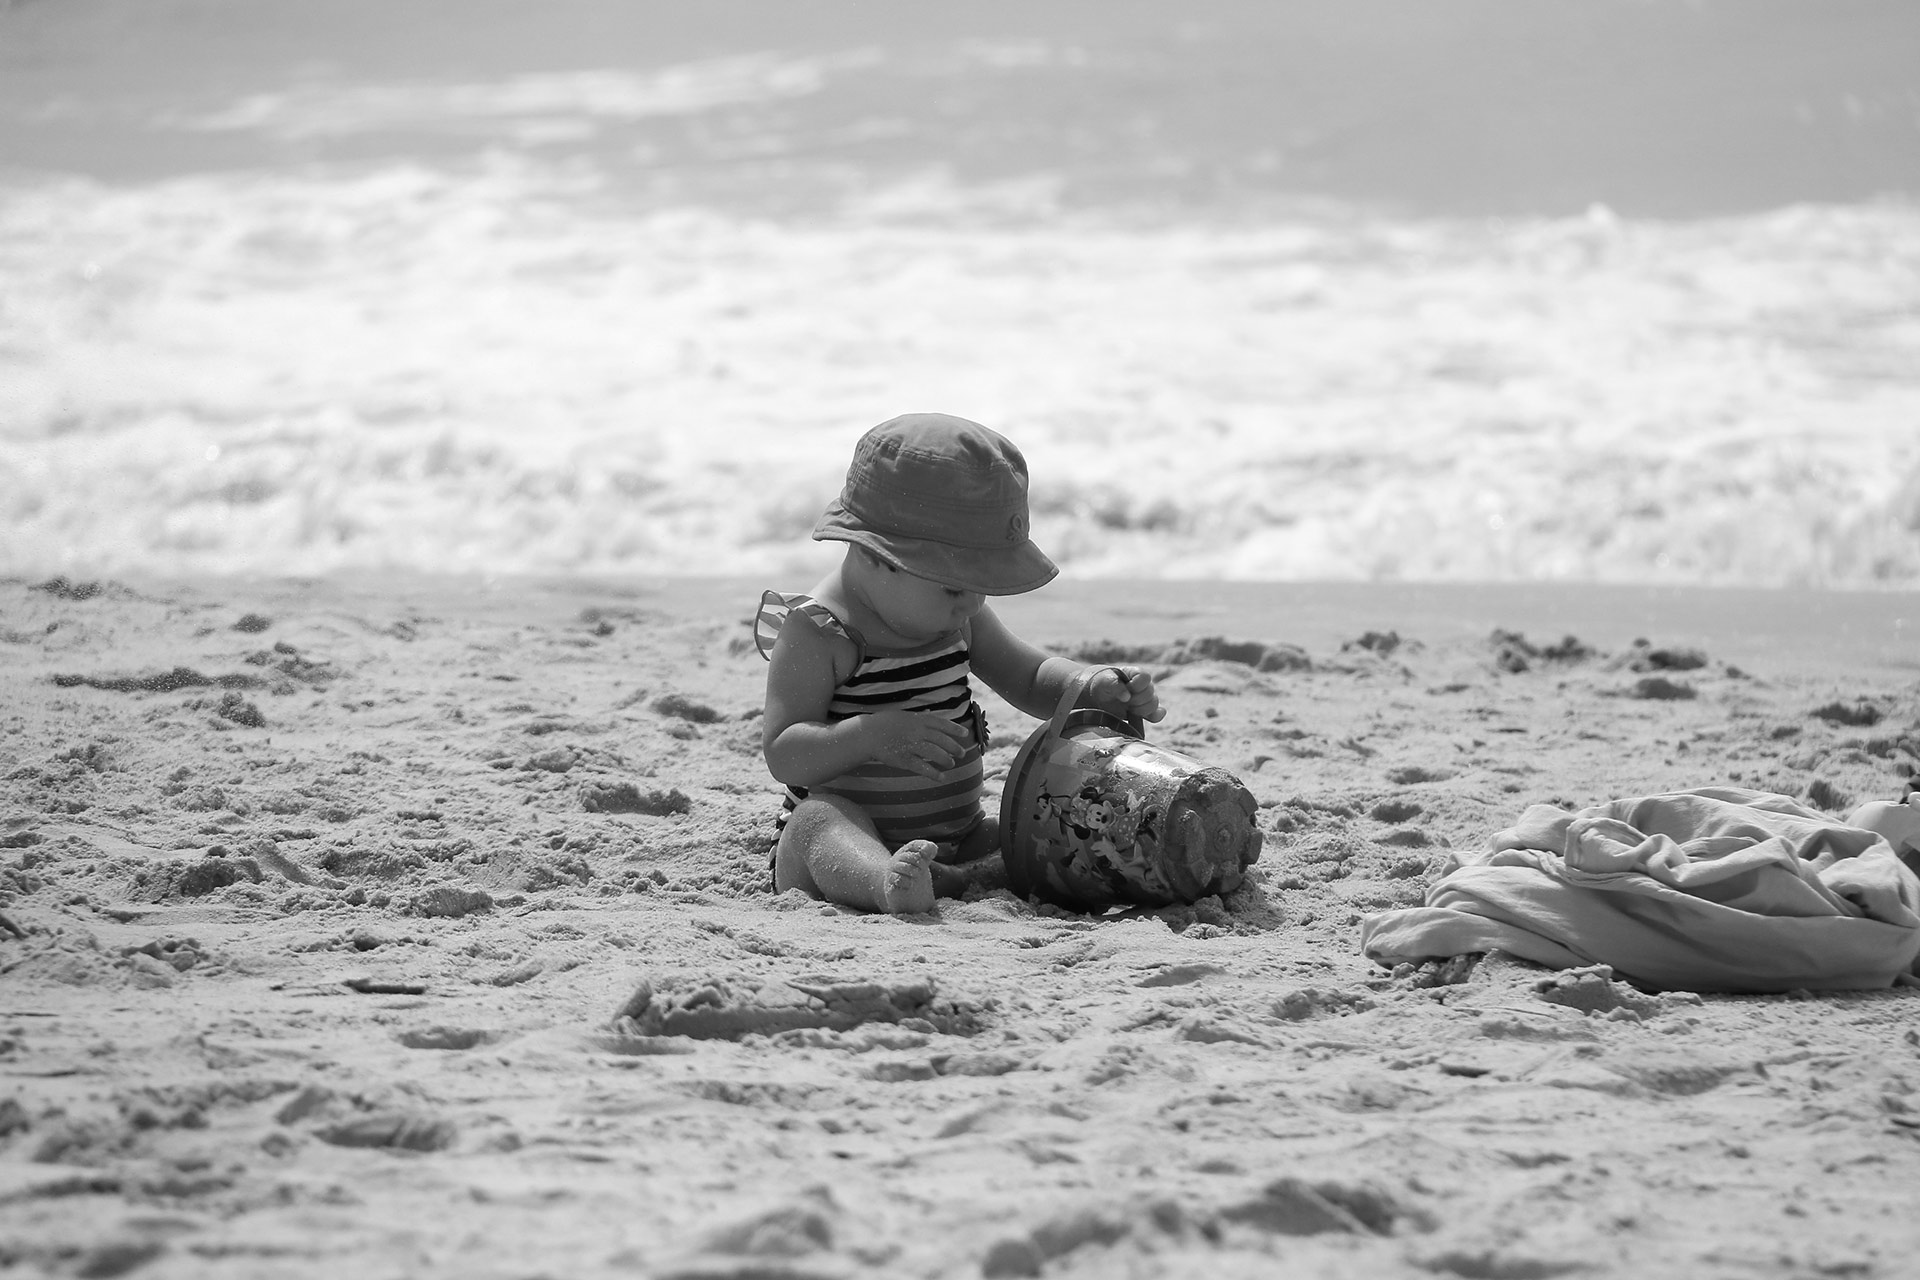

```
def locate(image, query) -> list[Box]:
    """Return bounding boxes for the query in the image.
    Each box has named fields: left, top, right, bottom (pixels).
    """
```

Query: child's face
left=863, top=557, right=985, bottom=641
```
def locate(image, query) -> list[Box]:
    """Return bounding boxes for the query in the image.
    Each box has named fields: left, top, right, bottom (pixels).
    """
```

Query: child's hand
left=858, top=710, right=972, bottom=780
left=1088, top=665, right=1164, bottom=724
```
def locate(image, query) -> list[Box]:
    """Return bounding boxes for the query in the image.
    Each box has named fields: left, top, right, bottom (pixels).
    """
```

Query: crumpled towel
left=1359, top=787, right=1920, bottom=992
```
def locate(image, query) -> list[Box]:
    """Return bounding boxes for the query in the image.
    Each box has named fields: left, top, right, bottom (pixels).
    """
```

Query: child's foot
left=881, top=840, right=938, bottom=914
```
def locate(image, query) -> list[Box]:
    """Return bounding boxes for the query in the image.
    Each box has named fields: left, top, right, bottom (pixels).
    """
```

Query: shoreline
left=25, top=571, right=1913, bottom=675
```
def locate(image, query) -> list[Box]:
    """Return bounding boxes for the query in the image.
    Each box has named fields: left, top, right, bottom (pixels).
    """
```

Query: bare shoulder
left=771, top=600, right=859, bottom=685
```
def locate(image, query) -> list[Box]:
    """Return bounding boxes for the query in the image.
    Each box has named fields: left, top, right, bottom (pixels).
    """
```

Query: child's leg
left=775, top=793, right=937, bottom=915
left=929, top=814, right=1007, bottom=897
left=947, top=814, right=1001, bottom=864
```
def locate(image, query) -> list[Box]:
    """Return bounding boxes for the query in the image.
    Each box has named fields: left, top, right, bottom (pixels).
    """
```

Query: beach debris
left=1343, top=630, right=1404, bottom=656
left=580, top=781, right=691, bottom=816
left=1623, top=640, right=1707, bottom=672
left=1490, top=629, right=1594, bottom=673
left=213, top=691, right=265, bottom=728
left=1065, top=635, right=1311, bottom=672
left=52, top=667, right=261, bottom=694
left=1386, top=765, right=1453, bottom=785
left=1403, top=954, right=1479, bottom=988
left=231, top=613, right=272, bottom=633
left=242, top=643, right=338, bottom=685
left=609, top=974, right=984, bottom=1040
left=1162, top=636, right=1308, bottom=671
left=651, top=693, right=721, bottom=723
left=33, top=576, right=101, bottom=601
left=1804, top=778, right=1852, bottom=812
left=1628, top=676, right=1696, bottom=700
left=1811, top=699, right=1884, bottom=727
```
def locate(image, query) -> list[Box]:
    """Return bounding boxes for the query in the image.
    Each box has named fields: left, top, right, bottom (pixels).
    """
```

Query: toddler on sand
left=755, top=413, right=1163, bottom=914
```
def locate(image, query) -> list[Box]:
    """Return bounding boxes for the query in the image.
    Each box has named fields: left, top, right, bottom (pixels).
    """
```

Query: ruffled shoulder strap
left=753, top=590, right=866, bottom=666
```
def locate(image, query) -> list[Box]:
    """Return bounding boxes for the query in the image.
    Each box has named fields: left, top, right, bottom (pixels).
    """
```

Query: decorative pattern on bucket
left=1001, top=668, right=1262, bottom=910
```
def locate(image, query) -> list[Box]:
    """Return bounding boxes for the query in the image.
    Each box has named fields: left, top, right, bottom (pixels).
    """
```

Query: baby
left=755, top=413, right=1163, bottom=914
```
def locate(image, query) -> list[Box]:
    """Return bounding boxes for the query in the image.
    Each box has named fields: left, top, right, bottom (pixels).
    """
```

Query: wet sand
left=2, top=572, right=1917, bottom=1279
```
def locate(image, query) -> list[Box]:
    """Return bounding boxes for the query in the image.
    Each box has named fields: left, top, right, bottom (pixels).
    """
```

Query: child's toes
left=882, top=840, right=938, bottom=915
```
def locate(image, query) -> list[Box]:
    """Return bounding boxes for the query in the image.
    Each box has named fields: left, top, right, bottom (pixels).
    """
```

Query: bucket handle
left=1044, top=665, right=1145, bottom=744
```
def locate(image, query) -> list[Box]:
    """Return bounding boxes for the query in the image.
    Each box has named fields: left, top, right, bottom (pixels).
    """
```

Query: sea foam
left=3, top=49, right=1917, bottom=588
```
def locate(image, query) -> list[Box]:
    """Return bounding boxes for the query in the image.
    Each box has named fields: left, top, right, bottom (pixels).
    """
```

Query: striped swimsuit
left=755, top=590, right=988, bottom=856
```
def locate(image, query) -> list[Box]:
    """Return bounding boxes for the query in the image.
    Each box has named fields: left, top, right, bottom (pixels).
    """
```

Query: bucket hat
left=813, top=413, right=1058, bottom=596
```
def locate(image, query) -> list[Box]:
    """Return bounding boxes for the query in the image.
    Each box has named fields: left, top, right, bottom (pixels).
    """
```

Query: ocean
left=3, top=0, right=1917, bottom=588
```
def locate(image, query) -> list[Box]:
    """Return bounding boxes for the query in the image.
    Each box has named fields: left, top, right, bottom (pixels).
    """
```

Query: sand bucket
left=1000, top=667, right=1263, bottom=910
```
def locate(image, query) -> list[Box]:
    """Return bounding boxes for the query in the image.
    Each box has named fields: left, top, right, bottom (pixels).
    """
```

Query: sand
left=2, top=571, right=1918, bottom=1280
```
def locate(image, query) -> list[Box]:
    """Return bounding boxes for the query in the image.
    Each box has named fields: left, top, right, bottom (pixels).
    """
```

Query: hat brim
left=813, top=502, right=1058, bottom=596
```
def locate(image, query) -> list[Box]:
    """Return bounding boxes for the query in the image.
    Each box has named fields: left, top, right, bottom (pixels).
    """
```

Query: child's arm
left=763, top=612, right=971, bottom=786
left=969, top=606, right=1165, bottom=725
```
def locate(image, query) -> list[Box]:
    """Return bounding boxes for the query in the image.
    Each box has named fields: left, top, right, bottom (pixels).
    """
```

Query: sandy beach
left=5, top=5, right=1920, bottom=1275
left=3, top=571, right=1917, bottom=1279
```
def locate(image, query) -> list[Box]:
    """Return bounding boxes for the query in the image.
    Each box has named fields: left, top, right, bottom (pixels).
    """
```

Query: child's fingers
left=923, top=716, right=970, bottom=742
left=1095, top=665, right=1163, bottom=722
left=913, top=742, right=961, bottom=769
